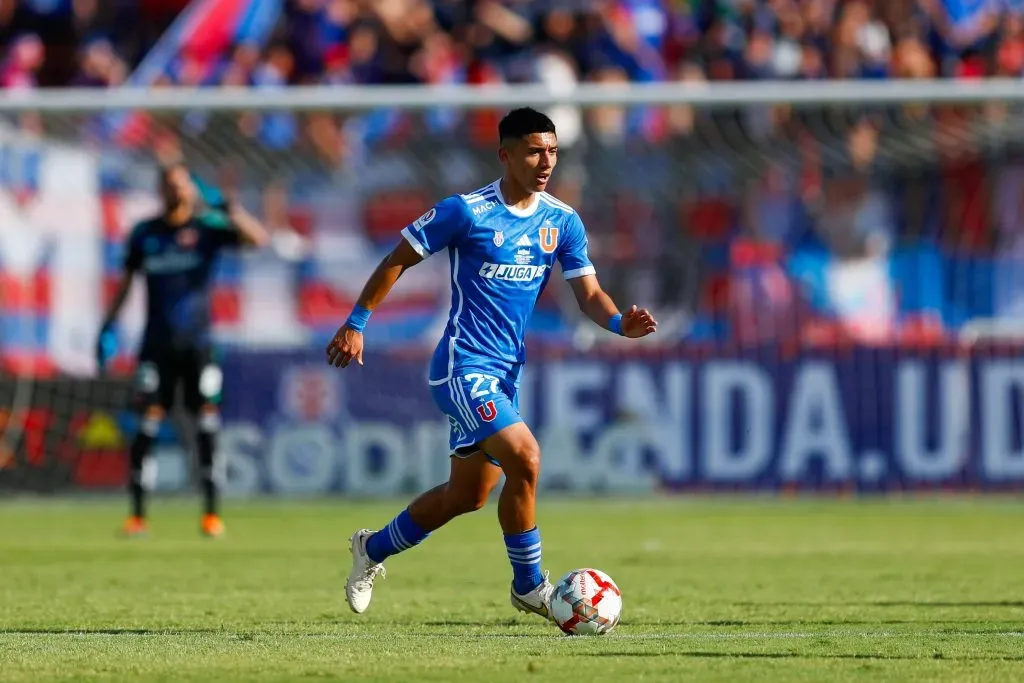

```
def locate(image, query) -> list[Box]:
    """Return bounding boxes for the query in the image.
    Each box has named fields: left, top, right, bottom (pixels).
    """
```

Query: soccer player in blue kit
left=326, top=108, right=658, bottom=619
left=98, top=163, right=268, bottom=538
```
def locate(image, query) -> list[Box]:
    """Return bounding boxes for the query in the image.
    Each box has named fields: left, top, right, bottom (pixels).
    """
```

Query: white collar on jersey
left=493, top=179, right=540, bottom=218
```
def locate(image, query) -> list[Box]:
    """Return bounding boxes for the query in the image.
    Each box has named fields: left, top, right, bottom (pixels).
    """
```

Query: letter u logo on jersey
left=476, top=400, right=498, bottom=423
left=539, top=227, right=559, bottom=253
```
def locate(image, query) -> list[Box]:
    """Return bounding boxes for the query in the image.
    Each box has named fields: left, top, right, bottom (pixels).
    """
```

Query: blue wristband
left=609, top=313, right=624, bottom=336
left=345, top=305, right=372, bottom=332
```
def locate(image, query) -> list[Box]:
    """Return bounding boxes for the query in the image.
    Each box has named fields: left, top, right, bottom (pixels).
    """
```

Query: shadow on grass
left=1, top=627, right=229, bottom=636
left=623, top=619, right=1024, bottom=628
left=422, top=620, right=524, bottom=628
left=693, top=619, right=927, bottom=627
left=733, top=601, right=1024, bottom=609
left=420, top=618, right=935, bottom=628
left=592, top=651, right=1024, bottom=662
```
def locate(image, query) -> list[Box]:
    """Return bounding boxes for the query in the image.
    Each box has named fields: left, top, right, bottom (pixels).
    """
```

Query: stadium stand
left=4, top=0, right=1024, bottom=370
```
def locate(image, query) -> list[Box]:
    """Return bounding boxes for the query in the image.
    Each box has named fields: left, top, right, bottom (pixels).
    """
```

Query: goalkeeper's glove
left=96, top=323, right=118, bottom=373
left=192, top=173, right=231, bottom=212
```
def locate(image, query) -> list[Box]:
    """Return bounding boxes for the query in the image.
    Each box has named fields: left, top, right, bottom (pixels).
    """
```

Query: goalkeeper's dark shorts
left=134, top=344, right=222, bottom=413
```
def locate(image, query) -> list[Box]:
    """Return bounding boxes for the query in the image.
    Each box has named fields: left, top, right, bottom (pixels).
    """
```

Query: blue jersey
left=124, top=212, right=242, bottom=351
left=401, top=180, right=595, bottom=385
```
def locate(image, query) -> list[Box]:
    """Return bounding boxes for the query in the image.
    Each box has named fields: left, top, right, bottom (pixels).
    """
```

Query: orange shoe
left=122, top=516, right=149, bottom=538
left=201, top=514, right=225, bottom=538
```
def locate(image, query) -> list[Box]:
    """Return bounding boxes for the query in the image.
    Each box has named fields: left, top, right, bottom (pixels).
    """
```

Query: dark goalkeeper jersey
left=124, top=211, right=242, bottom=351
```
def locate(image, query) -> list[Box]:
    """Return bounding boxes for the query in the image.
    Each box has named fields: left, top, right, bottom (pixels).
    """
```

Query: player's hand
left=326, top=325, right=364, bottom=368
left=621, top=305, right=658, bottom=338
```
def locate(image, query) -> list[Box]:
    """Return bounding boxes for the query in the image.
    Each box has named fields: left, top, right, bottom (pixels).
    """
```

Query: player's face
left=501, top=132, right=558, bottom=194
left=161, top=167, right=197, bottom=212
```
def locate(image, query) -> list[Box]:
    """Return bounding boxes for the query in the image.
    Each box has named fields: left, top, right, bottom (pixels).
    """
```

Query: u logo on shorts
left=476, top=400, right=498, bottom=422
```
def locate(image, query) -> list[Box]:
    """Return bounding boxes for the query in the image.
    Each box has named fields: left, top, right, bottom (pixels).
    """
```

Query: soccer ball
left=550, top=568, right=622, bottom=635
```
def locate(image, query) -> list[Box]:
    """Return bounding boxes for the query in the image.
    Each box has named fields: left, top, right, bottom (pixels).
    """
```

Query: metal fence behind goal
left=2, top=81, right=1024, bottom=496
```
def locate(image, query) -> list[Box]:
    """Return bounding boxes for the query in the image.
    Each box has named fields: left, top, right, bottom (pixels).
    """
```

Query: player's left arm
left=199, top=201, right=270, bottom=249
left=192, top=172, right=269, bottom=248
left=569, top=276, right=657, bottom=338
left=225, top=202, right=269, bottom=248
left=560, top=213, right=657, bottom=338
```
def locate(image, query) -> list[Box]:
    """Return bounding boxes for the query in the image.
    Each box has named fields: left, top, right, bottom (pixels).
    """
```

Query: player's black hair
left=498, top=108, right=556, bottom=144
left=159, top=161, right=189, bottom=184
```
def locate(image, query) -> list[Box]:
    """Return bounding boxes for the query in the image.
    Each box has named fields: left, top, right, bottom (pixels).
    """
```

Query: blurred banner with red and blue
left=128, top=0, right=283, bottom=86
left=5, top=95, right=1024, bottom=495
left=102, top=0, right=283, bottom=145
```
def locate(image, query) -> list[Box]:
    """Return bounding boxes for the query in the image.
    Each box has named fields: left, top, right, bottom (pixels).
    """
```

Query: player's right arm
left=326, top=197, right=470, bottom=369
left=96, top=222, right=144, bottom=372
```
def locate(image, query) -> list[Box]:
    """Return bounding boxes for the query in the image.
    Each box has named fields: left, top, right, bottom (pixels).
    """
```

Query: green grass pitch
left=1, top=497, right=1022, bottom=682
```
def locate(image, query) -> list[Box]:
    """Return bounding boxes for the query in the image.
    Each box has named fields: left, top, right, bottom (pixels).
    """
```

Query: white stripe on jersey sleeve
left=539, top=195, right=573, bottom=213
left=464, top=192, right=497, bottom=205
left=540, top=192, right=574, bottom=212
left=563, top=265, right=596, bottom=280
left=461, top=181, right=499, bottom=204
left=401, top=227, right=429, bottom=258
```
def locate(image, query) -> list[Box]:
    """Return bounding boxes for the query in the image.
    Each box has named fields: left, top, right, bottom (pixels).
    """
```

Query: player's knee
left=197, top=404, right=220, bottom=434
left=504, top=441, right=541, bottom=485
left=140, top=406, right=164, bottom=437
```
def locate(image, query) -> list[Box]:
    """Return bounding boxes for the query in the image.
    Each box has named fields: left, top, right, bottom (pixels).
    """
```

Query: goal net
left=3, top=82, right=1024, bottom=496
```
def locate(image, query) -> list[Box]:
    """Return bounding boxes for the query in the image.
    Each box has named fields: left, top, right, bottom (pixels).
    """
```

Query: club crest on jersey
left=493, top=230, right=505, bottom=247
left=476, top=400, right=498, bottom=422
left=539, top=226, right=559, bottom=253
left=177, top=228, right=198, bottom=248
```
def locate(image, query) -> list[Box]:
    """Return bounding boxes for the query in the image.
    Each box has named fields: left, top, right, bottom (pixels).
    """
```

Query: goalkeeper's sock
left=365, top=508, right=430, bottom=563
left=196, top=422, right=218, bottom=516
left=197, top=432, right=218, bottom=516
left=128, top=433, right=154, bottom=519
left=505, top=527, right=544, bottom=595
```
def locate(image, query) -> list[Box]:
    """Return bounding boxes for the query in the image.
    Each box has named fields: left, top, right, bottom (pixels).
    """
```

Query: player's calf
left=345, top=451, right=501, bottom=613
left=344, top=506, right=431, bottom=614
left=196, top=404, right=221, bottom=524
left=408, top=450, right=501, bottom=530
left=442, top=483, right=489, bottom=517
left=126, top=405, right=163, bottom=523
left=480, top=425, right=551, bottom=609
left=484, top=424, right=541, bottom=534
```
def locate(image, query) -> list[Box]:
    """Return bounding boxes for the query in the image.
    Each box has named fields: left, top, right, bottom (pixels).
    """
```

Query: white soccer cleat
left=345, top=529, right=386, bottom=614
left=510, top=570, right=556, bottom=622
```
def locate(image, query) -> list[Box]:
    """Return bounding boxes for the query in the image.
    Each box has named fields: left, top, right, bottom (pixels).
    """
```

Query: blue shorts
left=430, top=369, right=523, bottom=467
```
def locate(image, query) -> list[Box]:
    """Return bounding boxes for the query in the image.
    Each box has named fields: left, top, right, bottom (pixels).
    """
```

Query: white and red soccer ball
left=550, top=568, right=622, bottom=636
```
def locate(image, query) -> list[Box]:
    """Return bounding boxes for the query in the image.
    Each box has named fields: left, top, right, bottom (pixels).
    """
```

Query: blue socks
left=363, top=510, right=543, bottom=597
left=505, top=527, right=544, bottom=595
left=365, top=508, right=430, bottom=563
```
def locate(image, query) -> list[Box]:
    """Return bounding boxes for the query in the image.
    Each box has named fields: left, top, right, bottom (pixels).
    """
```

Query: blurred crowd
left=4, top=0, right=1024, bottom=351
left=274, top=0, right=1024, bottom=86
left=6, top=1, right=1024, bottom=91
left=0, top=0, right=190, bottom=89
